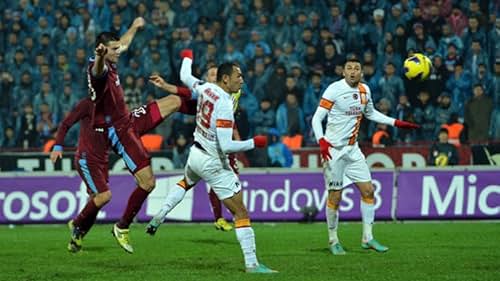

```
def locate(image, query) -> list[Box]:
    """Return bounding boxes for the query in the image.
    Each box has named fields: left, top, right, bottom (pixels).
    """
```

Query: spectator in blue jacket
left=250, top=98, right=276, bottom=135
left=267, top=128, right=293, bottom=168
left=473, top=63, right=494, bottom=96
left=378, top=62, right=405, bottom=107
left=303, top=71, right=326, bottom=119
left=414, top=90, right=436, bottom=140
left=445, top=62, right=472, bottom=116
left=437, top=23, right=464, bottom=57
left=461, top=16, right=486, bottom=50
left=464, top=40, right=489, bottom=77
left=276, top=92, right=305, bottom=136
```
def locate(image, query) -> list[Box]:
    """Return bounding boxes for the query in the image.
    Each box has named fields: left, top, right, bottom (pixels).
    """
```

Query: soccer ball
left=403, top=53, right=432, bottom=80
left=435, top=153, right=449, bottom=166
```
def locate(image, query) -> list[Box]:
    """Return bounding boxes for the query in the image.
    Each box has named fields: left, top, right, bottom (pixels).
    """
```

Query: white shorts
left=323, top=143, right=372, bottom=191
left=184, top=146, right=241, bottom=200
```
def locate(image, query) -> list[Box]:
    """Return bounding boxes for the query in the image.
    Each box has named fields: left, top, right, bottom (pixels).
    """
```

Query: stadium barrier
left=0, top=167, right=498, bottom=224
left=1, top=143, right=491, bottom=172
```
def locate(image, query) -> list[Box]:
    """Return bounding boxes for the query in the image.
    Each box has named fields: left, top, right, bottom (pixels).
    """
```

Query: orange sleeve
left=216, top=119, right=233, bottom=128
left=319, top=98, right=334, bottom=110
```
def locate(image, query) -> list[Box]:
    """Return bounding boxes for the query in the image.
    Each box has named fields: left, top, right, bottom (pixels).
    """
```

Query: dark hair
left=95, top=32, right=119, bottom=48
left=216, top=62, right=238, bottom=82
left=439, top=128, right=449, bottom=135
left=206, top=61, right=217, bottom=70
left=344, top=54, right=361, bottom=66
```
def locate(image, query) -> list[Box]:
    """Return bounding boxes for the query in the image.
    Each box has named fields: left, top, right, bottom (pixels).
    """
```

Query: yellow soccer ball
left=403, top=53, right=432, bottom=80
left=435, top=153, right=449, bottom=166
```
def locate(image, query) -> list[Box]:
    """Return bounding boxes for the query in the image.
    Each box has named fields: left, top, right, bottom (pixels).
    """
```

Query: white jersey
left=180, top=58, right=254, bottom=164
left=192, top=82, right=234, bottom=158
left=312, top=79, right=395, bottom=147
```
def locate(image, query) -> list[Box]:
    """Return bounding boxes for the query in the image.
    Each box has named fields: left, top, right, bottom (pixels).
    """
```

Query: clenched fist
left=132, top=17, right=145, bottom=28
left=95, top=43, right=107, bottom=57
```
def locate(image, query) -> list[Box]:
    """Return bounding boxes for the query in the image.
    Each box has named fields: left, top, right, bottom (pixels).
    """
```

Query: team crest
left=353, top=93, right=358, bottom=100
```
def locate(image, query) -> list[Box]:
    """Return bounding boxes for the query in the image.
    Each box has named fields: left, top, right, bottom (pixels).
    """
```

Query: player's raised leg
left=356, top=181, right=389, bottom=252
left=326, top=190, right=345, bottom=255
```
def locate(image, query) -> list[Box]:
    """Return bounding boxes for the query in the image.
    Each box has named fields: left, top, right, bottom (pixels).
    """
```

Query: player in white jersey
left=311, top=56, right=419, bottom=255
left=146, top=49, right=277, bottom=273
left=149, top=64, right=237, bottom=232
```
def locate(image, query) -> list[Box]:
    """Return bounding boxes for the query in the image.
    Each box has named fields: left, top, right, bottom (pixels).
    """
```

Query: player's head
left=205, top=63, right=218, bottom=83
left=95, top=32, right=121, bottom=63
left=343, top=55, right=362, bottom=86
left=216, top=62, right=243, bottom=93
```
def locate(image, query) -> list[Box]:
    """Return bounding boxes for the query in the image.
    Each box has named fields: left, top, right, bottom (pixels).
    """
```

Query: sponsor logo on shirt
left=345, top=106, right=362, bottom=116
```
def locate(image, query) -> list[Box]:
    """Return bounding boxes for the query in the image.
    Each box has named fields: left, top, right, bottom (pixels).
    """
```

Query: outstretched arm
left=51, top=99, right=89, bottom=162
left=364, top=97, right=396, bottom=126
left=216, top=106, right=266, bottom=154
left=179, top=49, right=202, bottom=94
left=149, top=74, right=192, bottom=98
left=364, top=95, right=419, bottom=129
left=119, top=17, right=145, bottom=51
left=217, top=126, right=255, bottom=154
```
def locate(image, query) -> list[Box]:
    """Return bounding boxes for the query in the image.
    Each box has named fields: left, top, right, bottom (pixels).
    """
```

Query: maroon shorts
left=131, top=101, right=164, bottom=136
left=74, top=157, right=110, bottom=194
left=108, top=124, right=151, bottom=174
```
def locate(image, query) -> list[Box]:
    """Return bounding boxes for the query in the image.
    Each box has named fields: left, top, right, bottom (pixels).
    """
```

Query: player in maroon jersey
left=50, top=98, right=110, bottom=252
left=86, top=17, right=169, bottom=253
left=51, top=90, right=192, bottom=252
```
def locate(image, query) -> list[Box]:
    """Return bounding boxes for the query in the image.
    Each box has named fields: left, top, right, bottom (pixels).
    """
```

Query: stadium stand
left=1, top=0, right=499, bottom=167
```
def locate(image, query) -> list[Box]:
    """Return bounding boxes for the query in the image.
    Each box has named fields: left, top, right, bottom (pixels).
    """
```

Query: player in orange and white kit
left=149, top=64, right=237, bottom=232
left=146, top=50, right=277, bottom=273
left=311, top=56, right=419, bottom=255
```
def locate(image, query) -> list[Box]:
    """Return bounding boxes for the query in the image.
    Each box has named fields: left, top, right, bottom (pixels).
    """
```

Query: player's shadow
left=82, top=246, right=108, bottom=252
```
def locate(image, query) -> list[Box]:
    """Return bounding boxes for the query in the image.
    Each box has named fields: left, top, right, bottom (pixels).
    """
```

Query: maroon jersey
left=54, top=98, right=109, bottom=163
left=87, top=59, right=131, bottom=128
left=130, top=101, right=163, bottom=136
left=177, top=86, right=198, bottom=115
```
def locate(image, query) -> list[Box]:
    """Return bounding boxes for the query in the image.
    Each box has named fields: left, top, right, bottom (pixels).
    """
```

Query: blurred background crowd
left=0, top=0, right=499, bottom=160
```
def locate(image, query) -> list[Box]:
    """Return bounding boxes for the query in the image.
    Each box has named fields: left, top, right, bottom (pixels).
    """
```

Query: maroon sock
left=117, top=187, right=149, bottom=229
left=73, top=199, right=99, bottom=233
left=82, top=214, right=98, bottom=237
left=208, top=189, right=222, bottom=220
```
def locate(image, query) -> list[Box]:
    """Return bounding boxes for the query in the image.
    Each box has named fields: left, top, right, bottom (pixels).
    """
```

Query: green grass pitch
left=1, top=222, right=499, bottom=281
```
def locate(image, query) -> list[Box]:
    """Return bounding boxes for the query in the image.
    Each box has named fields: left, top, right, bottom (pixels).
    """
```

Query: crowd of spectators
left=0, top=0, right=499, bottom=153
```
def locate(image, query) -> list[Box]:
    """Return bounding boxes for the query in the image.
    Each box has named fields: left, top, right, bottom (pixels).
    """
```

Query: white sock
left=360, top=200, right=374, bottom=242
left=157, top=185, right=186, bottom=219
left=326, top=206, right=339, bottom=245
left=235, top=227, right=259, bottom=268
